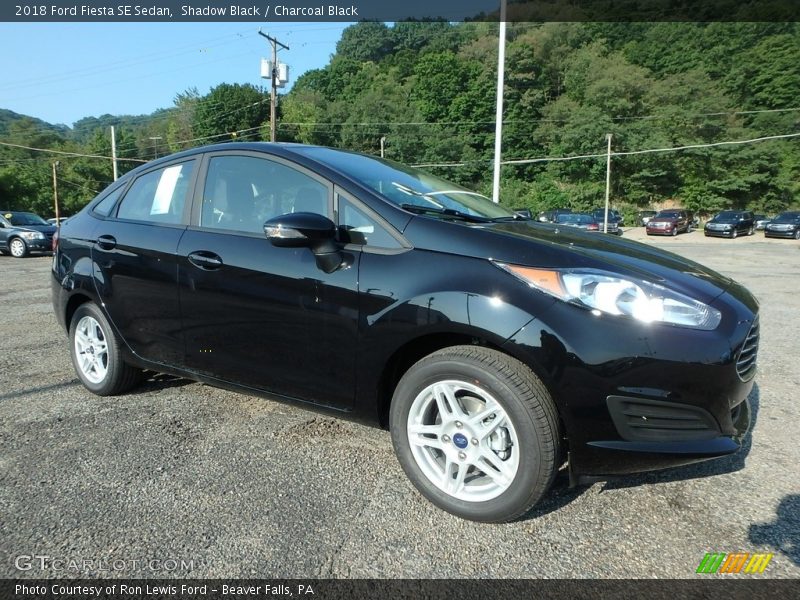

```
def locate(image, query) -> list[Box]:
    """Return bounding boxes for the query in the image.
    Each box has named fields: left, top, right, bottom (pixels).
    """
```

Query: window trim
left=112, top=158, right=199, bottom=228
left=335, top=186, right=411, bottom=254
left=188, top=150, right=334, bottom=237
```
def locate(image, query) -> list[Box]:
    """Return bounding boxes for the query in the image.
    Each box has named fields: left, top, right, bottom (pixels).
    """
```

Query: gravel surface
left=1, top=230, right=798, bottom=579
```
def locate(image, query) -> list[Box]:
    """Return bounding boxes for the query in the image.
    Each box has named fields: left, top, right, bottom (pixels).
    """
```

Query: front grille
left=607, top=396, right=719, bottom=442
left=736, top=316, right=759, bottom=382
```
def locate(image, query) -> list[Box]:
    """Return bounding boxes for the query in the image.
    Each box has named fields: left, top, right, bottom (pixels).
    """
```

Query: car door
left=177, top=151, right=359, bottom=409
left=91, top=158, right=197, bottom=366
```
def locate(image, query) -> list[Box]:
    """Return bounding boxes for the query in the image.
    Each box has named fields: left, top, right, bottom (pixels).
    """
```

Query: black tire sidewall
left=390, top=354, right=552, bottom=522
left=69, top=303, right=124, bottom=395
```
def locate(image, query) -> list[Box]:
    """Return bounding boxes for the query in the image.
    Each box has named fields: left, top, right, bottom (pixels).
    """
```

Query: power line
left=0, top=141, right=147, bottom=163
left=411, top=131, right=800, bottom=168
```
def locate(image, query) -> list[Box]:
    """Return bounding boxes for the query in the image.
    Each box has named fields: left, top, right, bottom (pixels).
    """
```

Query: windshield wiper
left=400, top=203, right=492, bottom=223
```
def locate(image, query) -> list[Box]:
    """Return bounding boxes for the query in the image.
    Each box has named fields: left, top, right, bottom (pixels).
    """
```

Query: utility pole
left=258, top=30, right=289, bottom=142
left=110, top=126, right=118, bottom=181
left=604, top=133, right=613, bottom=233
left=52, top=161, right=60, bottom=226
left=491, top=0, right=507, bottom=204
left=380, top=136, right=386, bottom=158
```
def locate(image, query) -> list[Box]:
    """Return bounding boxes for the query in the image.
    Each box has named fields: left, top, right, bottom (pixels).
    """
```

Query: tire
left=748, top=226, right=754, bottom=236
left=671, top=228, right=678, bottom=237
left=9, top=237, right=28, bottom=258
left=795, top=229, right=800, bottom=240
left=390, top=345, right=560, bottom=523
left=732, top=229, right=738, bottom=239
left=69, top=303, right=143, bottom=396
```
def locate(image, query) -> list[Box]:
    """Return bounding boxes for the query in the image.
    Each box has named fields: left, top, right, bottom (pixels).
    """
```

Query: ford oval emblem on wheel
left=453, top=433, right=468, bottom=449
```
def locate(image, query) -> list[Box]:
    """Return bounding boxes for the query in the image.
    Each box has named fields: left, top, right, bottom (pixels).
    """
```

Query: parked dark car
left=557, top=212, right=621, bottom=235
left=0, top=211, right=57, bottom=257
left=52, top=143, right=758, bottom=522
left=704, top=211, right=755, bottom=238
left=753, top=214, right=770, bottom=230
left=538, top=208, right=572, bottom=223
left=590, top=208, right=625, bottom=228
left=764, top=211, right=800, bottom=239
left=645, top=209, right=691, bottom=236
left=638, top=210, right=657, bottom=226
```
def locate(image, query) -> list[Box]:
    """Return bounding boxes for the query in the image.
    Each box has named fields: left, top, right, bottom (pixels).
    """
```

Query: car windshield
left=5, top=212, right=48, bottom=226
left=559, top=214, right=593, bottom=224
left=293, top=147, right=517, bottom=220
left=714, top=211, right=740, bottom=223
left=657, top=211, right=680, bottom=218
left=773, top=212, right=800, bottom=223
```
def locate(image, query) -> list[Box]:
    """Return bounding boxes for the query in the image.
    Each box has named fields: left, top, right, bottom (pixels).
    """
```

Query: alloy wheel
left=73, top=316, right=109, bottom=384
left=10, top=238, right=26, bottom=257
left=406, top=380, right=520, bottom=502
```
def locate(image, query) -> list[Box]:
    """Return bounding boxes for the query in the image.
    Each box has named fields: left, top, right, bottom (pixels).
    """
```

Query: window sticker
left=150, top=165, right=183, bottom=215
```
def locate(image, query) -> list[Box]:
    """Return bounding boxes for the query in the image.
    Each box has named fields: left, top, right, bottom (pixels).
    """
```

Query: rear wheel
left=390, top=345, right=560, bottom=522
left=69, top=303, right=143, bottom=396
left=9, top=237, right=28, bottom=258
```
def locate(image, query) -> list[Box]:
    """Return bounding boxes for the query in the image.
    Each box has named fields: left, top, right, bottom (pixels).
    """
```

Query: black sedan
left=52, top=143, right=758, bottom=522
left=556, top=212, right=621, bottom=235
left=764, top=211, right=800, bottom=239
left=0, top=211, right=56, bottom=257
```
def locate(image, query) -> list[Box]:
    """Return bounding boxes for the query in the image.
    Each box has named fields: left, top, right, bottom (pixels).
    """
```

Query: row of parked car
left=641, top=209, right=800, bottom=239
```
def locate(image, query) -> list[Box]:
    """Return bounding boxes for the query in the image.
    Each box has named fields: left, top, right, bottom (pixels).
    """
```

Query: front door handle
left=96, top=235, right=116, bottom=250
left=188, top=251, right=223, bottom=271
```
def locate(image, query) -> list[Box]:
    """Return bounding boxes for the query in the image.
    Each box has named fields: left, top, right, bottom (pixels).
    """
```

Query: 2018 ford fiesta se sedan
left=52, top=143, right=758, bottom=522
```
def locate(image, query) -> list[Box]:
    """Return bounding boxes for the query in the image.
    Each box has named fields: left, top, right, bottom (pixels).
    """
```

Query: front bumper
left=764, top=229, right=797, bottom=238
left=646, top=226, right=675, bottom=235
left=503, top=285, right=758, bottom=477
left=704, top=229, right=735, bottom=237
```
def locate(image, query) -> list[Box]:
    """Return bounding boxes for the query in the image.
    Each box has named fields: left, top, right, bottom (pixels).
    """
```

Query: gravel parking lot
left=1, top=229, right=798, bottom=579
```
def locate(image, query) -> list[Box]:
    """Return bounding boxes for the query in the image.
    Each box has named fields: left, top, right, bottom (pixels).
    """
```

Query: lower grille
left=736, top=316, right=759, bottom=382
left=607, top=396, right=720, bottom=442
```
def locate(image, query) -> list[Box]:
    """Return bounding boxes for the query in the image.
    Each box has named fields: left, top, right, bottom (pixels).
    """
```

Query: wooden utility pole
left=258, top=30, right=289, bottom=142
left=52, top=161, right=60, bottom=226
left=604, top=133, right=613, bottom=233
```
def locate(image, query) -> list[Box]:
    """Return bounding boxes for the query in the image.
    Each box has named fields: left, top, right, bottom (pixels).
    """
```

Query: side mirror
left=264, top=211, right=336, bottom=248
left=264, top=212, right=348, bottom=273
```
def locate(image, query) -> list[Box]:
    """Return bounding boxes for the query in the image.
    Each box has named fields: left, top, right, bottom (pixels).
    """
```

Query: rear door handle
left=188, top=251, right=223, bottom=270
left=96, top=235, right=116, bottom=250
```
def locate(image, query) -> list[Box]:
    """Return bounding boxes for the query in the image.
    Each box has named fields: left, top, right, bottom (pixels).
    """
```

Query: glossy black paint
left=52, top=142, right=759, bottom=478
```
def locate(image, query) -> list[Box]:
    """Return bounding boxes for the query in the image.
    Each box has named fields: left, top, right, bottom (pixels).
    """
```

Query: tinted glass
left=6, top=212, right=48, bottom=226
left=773, top=212, right=800, bottom=223
left=292, top=147, right=515, bottom=220
left=338, top=196, right=401, bottom=248
left=201, top=155, right=329, bottom=234
left=117, top=161, right=194, bottom=224
left=92, top=185, right=126, bottom=217
left=658, top=211, right=681, bottom=218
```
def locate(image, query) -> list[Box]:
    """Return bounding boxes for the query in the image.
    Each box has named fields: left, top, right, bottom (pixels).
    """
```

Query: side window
left=200, top=155, right=329, bottom=234
left=92, top=185, right=126, bottom=217
left=116, top=161, right=194, bottom=224
left=337, top=196, right=402, bottom=249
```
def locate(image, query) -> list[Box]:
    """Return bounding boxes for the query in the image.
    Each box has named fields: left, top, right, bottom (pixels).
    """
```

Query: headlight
left=496, top=263, right=722, bottom=330
left=19, top=231, right=45, bottom=240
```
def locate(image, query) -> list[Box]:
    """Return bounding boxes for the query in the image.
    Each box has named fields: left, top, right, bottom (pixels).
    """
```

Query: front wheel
left=672, top=228, right=678, bottom=236
left=748, top=226, right=754, bottom=236
left=69, top=303, right=143, bottom=396
left=390, top=346, right=560, bottom=522
left=795, top=229, right=800, bottom=240
left=9, top=237, right=28, bottom=258
left=732, top=229, right=738, bottom=239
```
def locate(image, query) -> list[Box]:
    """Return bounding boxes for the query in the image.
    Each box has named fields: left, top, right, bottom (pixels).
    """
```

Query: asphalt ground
left=1, top=228, right=798, bottom=579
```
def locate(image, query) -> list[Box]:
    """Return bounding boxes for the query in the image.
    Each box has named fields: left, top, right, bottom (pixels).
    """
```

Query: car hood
left=13, top=224, right=57, bottom=235
left=406, top=218, right=736, bottom=305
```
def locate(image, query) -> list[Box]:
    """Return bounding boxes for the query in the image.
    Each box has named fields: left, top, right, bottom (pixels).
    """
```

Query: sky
left=0, top=22, right=352, bottom=127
